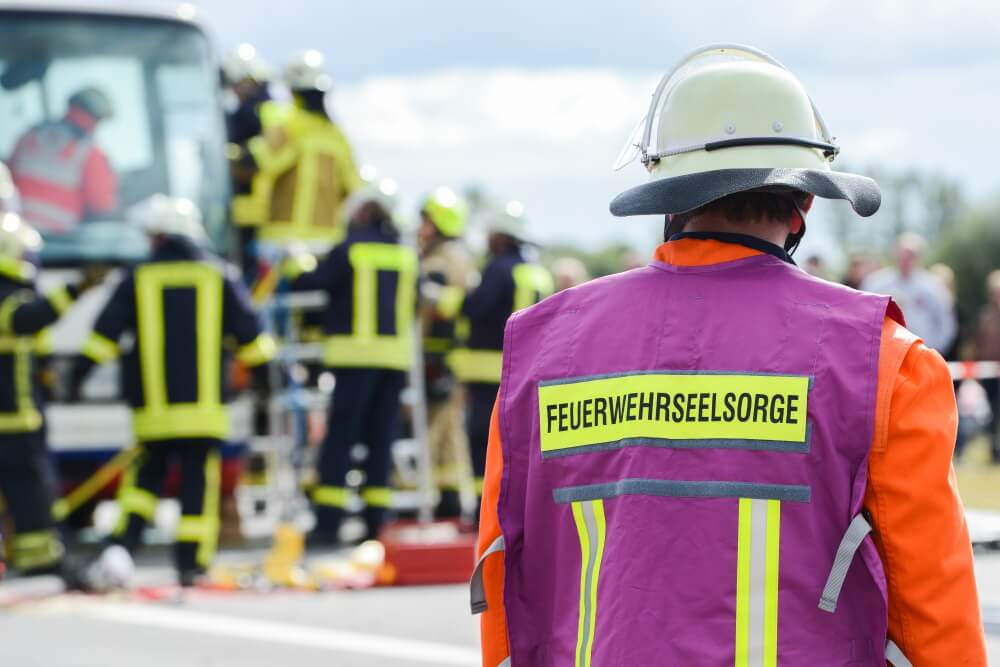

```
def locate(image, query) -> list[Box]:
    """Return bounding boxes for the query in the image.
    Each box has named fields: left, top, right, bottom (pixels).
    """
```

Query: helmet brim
left=609, top=168, right=881, bottom=218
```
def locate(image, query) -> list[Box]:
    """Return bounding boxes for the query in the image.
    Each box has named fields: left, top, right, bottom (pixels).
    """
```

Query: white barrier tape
left=948, top=361, right=1000, bottom=381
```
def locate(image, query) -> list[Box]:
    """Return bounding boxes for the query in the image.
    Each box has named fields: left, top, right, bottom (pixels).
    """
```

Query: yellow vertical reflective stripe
left=395, top=250, right=417, bottom=355
left=763, top=500, right=781, bottom=667
left=735, top=497, right=752, bottom=667
left=294, top=149, right=319, bottom=233
left=572, top=502, right=590, bottom=667
left=735, top=497, right=781, bottom=667
left=572, top=499, right=606, bottom=667
left=195, top=266, right=223, bottom=413
left=351, top=244, right=377, bottom=340
left=136, top=266, right=166, bottom=410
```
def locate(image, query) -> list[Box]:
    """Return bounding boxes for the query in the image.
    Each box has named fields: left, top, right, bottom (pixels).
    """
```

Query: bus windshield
left=0, top=11, right=229, bottom=263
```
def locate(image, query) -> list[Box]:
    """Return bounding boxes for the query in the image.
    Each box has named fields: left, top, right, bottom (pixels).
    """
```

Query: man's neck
left=681, top=213, right=790, bottom=248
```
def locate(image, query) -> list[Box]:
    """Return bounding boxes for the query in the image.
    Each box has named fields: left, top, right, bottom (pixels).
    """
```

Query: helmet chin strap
left=663, top=214, right=685, bottom=242
left=784, top=205, right=807, bottom=256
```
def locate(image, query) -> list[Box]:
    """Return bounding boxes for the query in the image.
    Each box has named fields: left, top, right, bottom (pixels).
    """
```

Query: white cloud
left=330, top=60, right=999, bottom=250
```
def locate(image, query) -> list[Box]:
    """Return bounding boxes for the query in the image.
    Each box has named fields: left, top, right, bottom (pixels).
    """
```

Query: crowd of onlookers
left=804, top=232, right=1000, bottom=461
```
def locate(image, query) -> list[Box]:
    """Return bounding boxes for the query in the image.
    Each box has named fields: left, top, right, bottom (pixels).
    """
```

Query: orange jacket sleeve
left=81, top=147, right=118, bottom=216
left=477, top=396, right=510, bottom=667
left=867, top=318, right=987, bottom=665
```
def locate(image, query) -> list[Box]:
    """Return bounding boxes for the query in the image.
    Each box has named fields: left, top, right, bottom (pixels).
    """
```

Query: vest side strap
left=470, top=535, right=505, bottom=615
left=885, top=640, right=913, bottom=667
left=818, top=513, right=872, bottom=612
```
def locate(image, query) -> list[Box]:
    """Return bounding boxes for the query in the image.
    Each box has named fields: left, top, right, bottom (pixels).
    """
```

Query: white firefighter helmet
left=485, top=200, right=531, bottom=243
left=0, top=212, right=43, bottom=283
left=610, top=44, right=880, bottom=218
left=0, top=162, right=21, bottom=215
left=129, top=194, right=206, bottom=243
left=283, top=49, right=332, bottom=92
left=341, top=179, right=400, bottom=225
left=223, top=43, right=272, bottom=85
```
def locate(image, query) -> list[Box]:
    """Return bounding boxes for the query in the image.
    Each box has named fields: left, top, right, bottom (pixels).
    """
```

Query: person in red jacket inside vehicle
left=8, top=86, right=118, bottom=234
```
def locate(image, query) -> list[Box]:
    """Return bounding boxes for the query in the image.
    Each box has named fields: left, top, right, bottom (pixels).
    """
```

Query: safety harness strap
left=818, top=513, right=871, bottom=612
left=885, top=640, right=912, bottom=667
left=470, top=535, right=505, bottom=614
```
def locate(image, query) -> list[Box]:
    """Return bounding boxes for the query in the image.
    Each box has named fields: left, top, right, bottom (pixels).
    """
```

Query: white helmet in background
left=283, top=49, right=332, bottom=92
left=485, top=199, right=531, bottom=243
left=341, top=178, right=400, bottom=225
left=129, top=194, right=207, bottom=243
left=223, top=43, right=272, bottom=85
left=0, top=212, right=43, bottom=283
left=0, top=162, right=21, bottom=214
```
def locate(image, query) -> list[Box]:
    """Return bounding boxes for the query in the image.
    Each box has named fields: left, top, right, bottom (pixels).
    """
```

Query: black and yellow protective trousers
left=0, top=280, right=77, bottom=572
left=114, top=438, right=221, bottom=573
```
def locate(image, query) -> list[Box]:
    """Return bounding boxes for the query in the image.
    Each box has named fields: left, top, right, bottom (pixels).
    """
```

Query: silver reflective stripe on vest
left=11, top=123, right=92, bottom=187
left=496, top=659, right=511, bottom=667
left=818, top=513, right=871, bottom=613
left=553, top=479, right=810, bottom=504
left=21, top=198, right=80, bottom=230
left=885, top=640, right=912, bottom=667
left=735, top=498, right=781, bottom=667
left=470, top=535, right=505, bottom=615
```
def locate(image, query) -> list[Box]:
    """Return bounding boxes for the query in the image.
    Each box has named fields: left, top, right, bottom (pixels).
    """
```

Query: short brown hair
left=671, top=190, right=809, bottom=228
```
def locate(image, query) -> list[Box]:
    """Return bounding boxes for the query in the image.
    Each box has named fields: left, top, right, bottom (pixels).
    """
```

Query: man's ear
left=800, top=194, right=815, bottom=214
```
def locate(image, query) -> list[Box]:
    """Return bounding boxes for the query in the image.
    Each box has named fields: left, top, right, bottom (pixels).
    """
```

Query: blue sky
left=200, top=0, right=1000, bottom=256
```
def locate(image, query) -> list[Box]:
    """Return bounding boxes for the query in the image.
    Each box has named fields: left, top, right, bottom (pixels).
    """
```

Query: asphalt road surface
left=1, top=551, right=998, bottom=666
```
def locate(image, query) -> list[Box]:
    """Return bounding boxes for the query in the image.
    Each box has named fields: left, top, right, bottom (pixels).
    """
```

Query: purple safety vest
left=492, top=250, right=898, bottom=666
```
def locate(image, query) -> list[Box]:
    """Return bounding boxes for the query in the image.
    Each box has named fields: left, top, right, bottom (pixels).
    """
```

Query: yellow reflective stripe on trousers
left=0, top=337, right=43, bottom=432
left=199, top=450, right=221, bottom=567
left=735, top=498, right=781, bottom=667
left=175, top=450, right=221, bottom=568
left=313, top=485, right=349, bottom=508
left=135, top=263, right=227, bottom=441
left=448, top=348, right=503, bottom=384
left=360, top=486, right=392, bottom=508
left=82, top=331, right=120, bottom=363
left=512, top=263, right=554, bottom=312
left=325, top=243, right=416, bottom=370
left=119, top=486, right=159, bottom=522
left=12, top=529, right=63, bottom=569
left=572, top=499, right=606, bottom=667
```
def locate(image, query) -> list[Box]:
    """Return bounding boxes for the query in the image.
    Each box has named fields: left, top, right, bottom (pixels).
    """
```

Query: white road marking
left=71, top=601, right=480, bottom=666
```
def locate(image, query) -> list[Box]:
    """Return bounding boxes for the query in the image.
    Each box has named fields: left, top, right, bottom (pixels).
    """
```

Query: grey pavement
left=0, top=550, right=998, bottom=666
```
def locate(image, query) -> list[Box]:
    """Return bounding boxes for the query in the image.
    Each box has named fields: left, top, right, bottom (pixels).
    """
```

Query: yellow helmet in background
left=0, top=212, right=43, bottom=283
left=610, top=44, right=880, bottom=218
left=421, top=187, right=467, bottom=238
